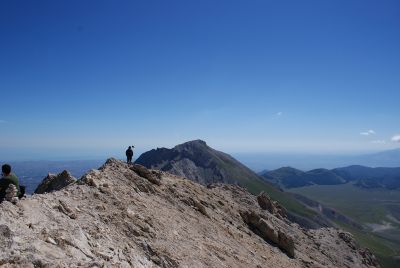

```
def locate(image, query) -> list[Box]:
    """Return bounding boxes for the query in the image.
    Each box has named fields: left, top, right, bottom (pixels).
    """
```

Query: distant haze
left=234, top=149, right=400, bottom=171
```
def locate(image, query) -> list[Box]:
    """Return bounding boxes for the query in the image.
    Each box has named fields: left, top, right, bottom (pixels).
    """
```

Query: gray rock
left=34, top=170, right=76, bottom=194
left=278, top=229, right=295, bottom=258
left=257, top=192, right=287, bottom=219
left=240, top=210, right=293, bottom=257
left=130, top=164, right=161, bottom=186
left=259, top=218, right=279, bottom=244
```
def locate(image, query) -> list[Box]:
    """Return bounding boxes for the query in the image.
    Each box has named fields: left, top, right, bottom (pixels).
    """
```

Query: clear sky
left=1, top=0, right=399, bottom=160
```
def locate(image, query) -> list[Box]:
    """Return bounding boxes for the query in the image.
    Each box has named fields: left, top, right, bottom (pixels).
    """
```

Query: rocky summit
left=135, top=139, right=263, bottom=185
left=0, top=159, right=379, bottom=267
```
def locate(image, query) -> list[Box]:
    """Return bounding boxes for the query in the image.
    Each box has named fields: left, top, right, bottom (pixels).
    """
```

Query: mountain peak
left=136, top=139, right=260, bottom=185
left=174, top=139, right=208, bottom=150
left=275, top=166, right=304, bottom=173
left=181, top=139, right=207, bottom=146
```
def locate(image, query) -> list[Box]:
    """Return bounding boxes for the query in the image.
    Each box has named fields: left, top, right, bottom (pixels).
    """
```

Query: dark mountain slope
left=262, top=167, right=345, bottom=188
left=333, top=165, right=400, bottom=189
left=136, top=140, right=263, bottom=186
left=262, top=167, right=311, bottom=188
left=306, top=168, right=346, bottom=185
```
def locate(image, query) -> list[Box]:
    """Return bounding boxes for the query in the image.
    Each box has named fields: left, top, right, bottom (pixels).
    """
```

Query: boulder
left=34, top=170, right=76, bottom=194
left=130, top=164, right=161, bottom=186
left=278, top=230, right=295, bottom=258
left=258, top=218, right=279, bottom=244
left=257, top=192, right=287, bottom=219
left=240, top=210, right=295, bottom=257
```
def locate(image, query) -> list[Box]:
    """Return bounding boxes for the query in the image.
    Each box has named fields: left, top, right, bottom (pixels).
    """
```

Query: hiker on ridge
left=126, top=146, right=134, bottom=164
left=0, top=164, right=20, bottom=202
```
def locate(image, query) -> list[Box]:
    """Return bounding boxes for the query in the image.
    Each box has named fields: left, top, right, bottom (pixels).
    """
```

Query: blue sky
left=1, top=0, right=399, bottom=160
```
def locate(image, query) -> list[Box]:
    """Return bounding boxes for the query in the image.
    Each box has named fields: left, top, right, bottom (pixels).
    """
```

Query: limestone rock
left=130, top=164, right=161, bottom=185
left=257, top=191, right=287, bottom=219
left=34, top=170, right=76, bottom=194
left=278, top=230, right=295, bottom=258
left=240, top=210, right=294, bottom=257
left=0, top=158, right=380, bottom=267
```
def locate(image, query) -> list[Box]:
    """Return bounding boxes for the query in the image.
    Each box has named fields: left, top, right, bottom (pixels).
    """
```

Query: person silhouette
left=0, top=164, right=20, bottom=202
left=126, top=146, right=134, bottom=164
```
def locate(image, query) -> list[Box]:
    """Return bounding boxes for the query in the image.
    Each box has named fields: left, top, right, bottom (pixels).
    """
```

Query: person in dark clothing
left=0, top=164, right=20, bottom=202
left=126, top=146, right=134, bottom=164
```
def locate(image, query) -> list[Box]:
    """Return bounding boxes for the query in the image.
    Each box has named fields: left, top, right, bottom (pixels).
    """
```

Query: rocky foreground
left=0, top=159, right=379, bottom=267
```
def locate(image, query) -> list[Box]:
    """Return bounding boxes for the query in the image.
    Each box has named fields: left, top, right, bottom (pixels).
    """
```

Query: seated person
left=0, top=164, right=20, bottom=202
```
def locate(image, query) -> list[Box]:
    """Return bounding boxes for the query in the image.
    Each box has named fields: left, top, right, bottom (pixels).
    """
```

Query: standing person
left=0, top=164, right=20, bottom=202
left=126, top=146, right=134, bottom=164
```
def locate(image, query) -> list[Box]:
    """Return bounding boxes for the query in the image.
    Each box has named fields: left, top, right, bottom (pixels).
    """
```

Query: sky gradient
left=1, top=0, right=400, bottom=160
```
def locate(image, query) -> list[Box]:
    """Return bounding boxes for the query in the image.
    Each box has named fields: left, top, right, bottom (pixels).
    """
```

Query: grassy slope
left=288, top=183, right=400, bottom=268
left=288, top=183, right=400, bottom=225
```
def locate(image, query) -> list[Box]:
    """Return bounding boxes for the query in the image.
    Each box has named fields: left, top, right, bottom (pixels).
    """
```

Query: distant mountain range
left=261, top=167, right=344, bottom=188
left=235, top=148, right=400, bottom=171
left=261, top=165, right=400, bottom=189
left=358, top=148, right=400, bottom=167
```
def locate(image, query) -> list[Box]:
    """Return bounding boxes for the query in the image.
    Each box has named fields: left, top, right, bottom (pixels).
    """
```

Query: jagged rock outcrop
left=34, top=170, right=76, bottom=194
left=0, top=158, right=380, bottom=267
left=130, top=164, right=162, bottom=186
left=257, top=191, right=287, bottom=219
left=240, top=210, right=294, bottom=257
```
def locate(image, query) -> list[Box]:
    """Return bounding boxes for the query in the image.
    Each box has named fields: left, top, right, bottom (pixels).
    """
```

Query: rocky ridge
left=0, top=158, right=379, bottom=267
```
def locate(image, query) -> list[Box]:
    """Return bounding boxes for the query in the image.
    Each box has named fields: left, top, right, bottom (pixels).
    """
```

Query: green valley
left=288, top=183, right=400, bottom=267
